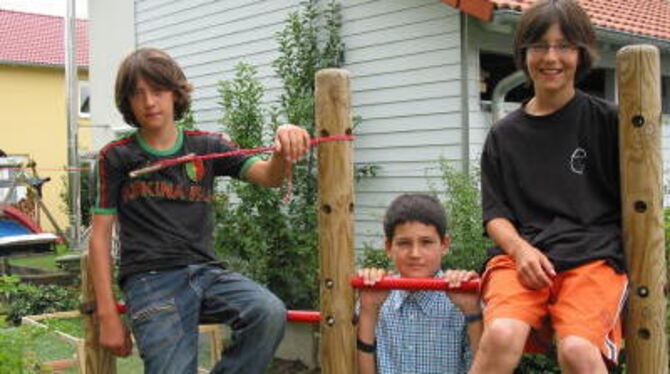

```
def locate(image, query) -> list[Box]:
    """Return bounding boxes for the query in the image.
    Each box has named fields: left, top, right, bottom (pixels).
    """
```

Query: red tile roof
left=490, top=0, right=670, bottom=40
left=0, top=9, right=88, bottom=67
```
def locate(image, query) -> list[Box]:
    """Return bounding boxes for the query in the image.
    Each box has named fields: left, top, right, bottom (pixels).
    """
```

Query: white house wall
left=135, top=0, right=301, bottom=128
left=341, top=0, right=462, bottom=249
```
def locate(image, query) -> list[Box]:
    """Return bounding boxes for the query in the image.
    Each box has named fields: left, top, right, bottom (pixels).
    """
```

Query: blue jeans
left=122, top=264, right=286, bottom=374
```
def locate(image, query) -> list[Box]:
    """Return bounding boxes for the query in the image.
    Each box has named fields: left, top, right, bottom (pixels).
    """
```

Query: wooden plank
left=316, top=68, right=356, bottom=374
left=21, top=316, right=83, bottom=346
left=617, top=44, right=668, bottom=374
left=81, top=251, right=116, bottom=374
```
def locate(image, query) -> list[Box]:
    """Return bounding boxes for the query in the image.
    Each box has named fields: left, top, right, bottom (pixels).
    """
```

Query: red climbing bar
left=350, top=276, right=480, bottom=292
left=286, top=310, right=322, bottom=323
left=110, top=276, right=476, bottom=325
left=116, top=303, right=127, bottom=314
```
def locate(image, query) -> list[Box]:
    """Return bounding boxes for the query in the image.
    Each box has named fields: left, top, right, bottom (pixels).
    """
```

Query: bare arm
left=244, top=124, right=310, bottom=187
left=356, top=268, right=388, bottom=374
left=89, top=214, right=132, bottom=356
left=486, top=217, right=555, bottom=289
left=357, top=307, right=379, bottom=374
left=444, top=270, right=483, bottom=354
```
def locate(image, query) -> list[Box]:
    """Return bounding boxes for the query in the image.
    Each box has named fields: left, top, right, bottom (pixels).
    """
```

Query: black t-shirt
left=93, top=128, right=257, bottom=282
left=480, top=90, right=625, bottom=273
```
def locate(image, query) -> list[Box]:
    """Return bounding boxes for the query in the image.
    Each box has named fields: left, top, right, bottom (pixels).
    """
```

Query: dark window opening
left=480, top=52, right=608, bottom=104
left=479, top=52, right=530, bottom=103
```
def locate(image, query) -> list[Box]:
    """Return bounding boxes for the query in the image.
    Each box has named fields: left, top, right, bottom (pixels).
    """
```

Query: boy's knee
left=481, top=319, right=528, bottom=354
left=558, top=336, right=603, bottom=371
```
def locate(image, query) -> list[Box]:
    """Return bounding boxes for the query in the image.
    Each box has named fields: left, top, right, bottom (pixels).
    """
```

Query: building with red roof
left=0, top=9, right=91, bottom=232
left=0, top=9, right=88, bottom=67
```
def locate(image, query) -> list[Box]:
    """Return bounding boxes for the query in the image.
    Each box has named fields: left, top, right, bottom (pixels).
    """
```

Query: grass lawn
left=9, top=253, right=61, bottom=272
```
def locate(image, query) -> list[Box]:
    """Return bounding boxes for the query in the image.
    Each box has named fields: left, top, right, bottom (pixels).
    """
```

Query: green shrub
left=2, top=277, right=79, bottom=325
left=0, top=324, right=46, bottom=373
left=358, top=242, right=392, bottom=270
left=60, top=163, right=92, bottom=228
left=431, top=161, right=490, bottom=271
left=213, top=0, right=345, bottom=309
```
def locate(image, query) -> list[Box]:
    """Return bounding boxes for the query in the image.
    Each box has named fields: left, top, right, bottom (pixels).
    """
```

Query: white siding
left=135, top=0, right=301, bottom=129
left=339, top=0, right=462, bottom=249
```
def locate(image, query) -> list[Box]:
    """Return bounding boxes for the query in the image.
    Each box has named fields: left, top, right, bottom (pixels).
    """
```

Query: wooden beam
left=617, top=44, right=668, bottom=374
left=316, top=68, right=356, bottom=374
left=81, top=251, right=116, bottom=374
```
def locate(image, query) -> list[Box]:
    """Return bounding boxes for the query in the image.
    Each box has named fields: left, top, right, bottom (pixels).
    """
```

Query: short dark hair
left=115, top=47, right=192, bottom=127
left=513, top=0, right=598, bottom=83
left=383, top=194, right=448, bottom=240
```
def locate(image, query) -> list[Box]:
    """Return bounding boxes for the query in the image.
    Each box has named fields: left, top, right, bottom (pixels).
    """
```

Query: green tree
left=213, top=0, right=345, bottom=309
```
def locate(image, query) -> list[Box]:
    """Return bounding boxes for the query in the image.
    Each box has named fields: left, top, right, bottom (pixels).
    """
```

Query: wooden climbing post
left=617, top=44, right=668, bottom=373
left=316, top=68, right=356, bottom=374
left=81, top=251, right=116, bottom=374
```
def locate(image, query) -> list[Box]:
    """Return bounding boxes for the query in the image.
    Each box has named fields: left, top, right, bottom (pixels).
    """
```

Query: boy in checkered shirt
left=357, top=194, right=483, bottom=374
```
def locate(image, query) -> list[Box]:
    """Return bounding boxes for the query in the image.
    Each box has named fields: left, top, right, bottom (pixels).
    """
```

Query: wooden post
left=617, top=45, right=668, bottom=373
left=316, top=68, right=356, bottom=374
left=81, top=251, right=116, bottom=374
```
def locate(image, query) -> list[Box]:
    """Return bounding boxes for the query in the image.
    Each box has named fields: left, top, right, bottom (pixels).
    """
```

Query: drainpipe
left=460, top=12, right=470, bottom=173
left=491, top=70, right=526, bottom=123
left=65, top=0, right=81, bottom=248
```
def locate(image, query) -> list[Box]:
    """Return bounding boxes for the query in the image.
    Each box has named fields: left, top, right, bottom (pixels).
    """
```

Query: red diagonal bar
left=350, top=276, right=480, bottom=292
left=129, top=134, right=354, bottom=178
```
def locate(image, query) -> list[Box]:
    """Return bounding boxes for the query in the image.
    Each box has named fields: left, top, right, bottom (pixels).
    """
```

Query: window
left=79, top=81, right=90, bottom=117
left=479, top=52, right=530, bottom=103
left=479, top=52, right=608, bottom=105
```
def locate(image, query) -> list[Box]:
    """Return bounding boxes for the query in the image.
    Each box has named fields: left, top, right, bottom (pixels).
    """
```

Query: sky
left=0, top=0, right=88, bottom=17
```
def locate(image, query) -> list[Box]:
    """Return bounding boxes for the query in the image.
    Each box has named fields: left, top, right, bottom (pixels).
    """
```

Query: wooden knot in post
left=634, top=201, right=647, bottom=213
left=638, top=328, right=651, bottom=340
left=322, top=204, right=332, bottom=214
left=632, top=115, right=645, bottom=127
left=637, top=286, right=649, bottom=297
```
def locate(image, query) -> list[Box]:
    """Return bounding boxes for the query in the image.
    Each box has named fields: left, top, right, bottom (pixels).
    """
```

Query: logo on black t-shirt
left=185, top=159, right=205, bottom=182
left=570, top=147, right=587, bottom=175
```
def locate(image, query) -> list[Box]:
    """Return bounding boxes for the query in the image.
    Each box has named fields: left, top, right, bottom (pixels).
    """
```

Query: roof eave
left=491, top=9, right=670, bottom=51
left=0, top=60, right=89, bottom=70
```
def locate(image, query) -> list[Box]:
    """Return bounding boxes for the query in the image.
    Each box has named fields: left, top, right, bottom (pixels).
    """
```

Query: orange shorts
left=481, top=255, right=628, bottom=364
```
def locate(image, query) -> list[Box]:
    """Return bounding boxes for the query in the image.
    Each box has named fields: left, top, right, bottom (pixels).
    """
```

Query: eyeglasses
left=526, top=43, right=578, bottom=55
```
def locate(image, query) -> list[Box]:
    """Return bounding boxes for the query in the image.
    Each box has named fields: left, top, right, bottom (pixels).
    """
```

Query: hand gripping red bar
left=286, top=277, right=479, bottom=323
left=350, top=276, right=480, bottom=292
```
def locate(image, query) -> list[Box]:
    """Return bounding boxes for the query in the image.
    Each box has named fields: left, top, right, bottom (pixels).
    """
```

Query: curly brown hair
left=115, top=47, right=193, bottom=127
left=513, top=0, right=598, bottom=84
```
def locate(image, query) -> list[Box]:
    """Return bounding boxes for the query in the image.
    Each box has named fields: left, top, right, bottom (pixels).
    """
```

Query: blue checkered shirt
left=375, top=273, right=472, bottom=374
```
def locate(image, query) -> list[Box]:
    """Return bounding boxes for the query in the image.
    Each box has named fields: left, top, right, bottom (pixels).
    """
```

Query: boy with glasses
left=471, top=1, right=627, bottom=373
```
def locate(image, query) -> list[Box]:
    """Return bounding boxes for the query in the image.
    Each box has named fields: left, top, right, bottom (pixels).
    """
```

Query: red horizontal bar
left=117, top=303, right=127, bottom=314
left=111, top=276, right=476, bottom=324
left=350, top=276, right=480, bottom=292
left=286, top=310, right=321, bottom=323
